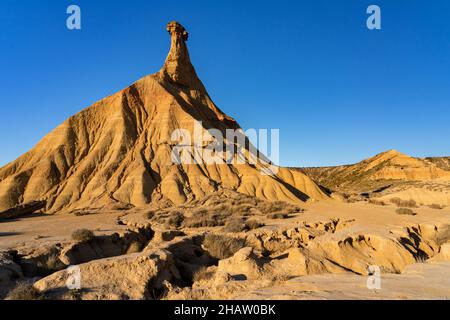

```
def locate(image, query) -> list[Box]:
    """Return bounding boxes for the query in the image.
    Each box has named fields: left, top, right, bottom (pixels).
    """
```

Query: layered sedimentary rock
left=0, top=22, right=326, bottom=213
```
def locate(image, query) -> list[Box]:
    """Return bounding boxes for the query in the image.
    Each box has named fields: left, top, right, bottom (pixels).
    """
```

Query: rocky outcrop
left=216, top=247, right=267, bottom=280
left=0, top=250, right=23, bottom=298
left=0, top=201, right=46, bottom=221
left=34, top=249, right=180, bottom=300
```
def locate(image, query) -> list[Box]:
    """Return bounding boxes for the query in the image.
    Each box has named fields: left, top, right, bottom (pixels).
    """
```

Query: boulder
left=34, top=249, right=180, bottom=300
left=217, top=247, right=265, bottom=280
left=430, top=242, right=450, bottom=261
left=0, top=201, right=46, bottom=220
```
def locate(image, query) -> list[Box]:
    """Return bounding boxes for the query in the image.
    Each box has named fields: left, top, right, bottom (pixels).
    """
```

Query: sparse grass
left=36, top=252, right=65, bottom=275
left=72, top=210, right=97, bottom=217
left=183, top=210, right=229, bottom=228
left=258, top=201, right=303, bottom=215
left=6, top=282, right=44, bottom=300
left=390, top=198, right=417, bottom=208
left=267, top=213, right=290, bottom=219
left=222, top=217, right=246, bottom=233
left=368, top=199, right=386, bottom=206
left=202, top=234, right=245, bottom=260
left=192, top=266, right=216, bottom=283
left=245, top=219, right=265, bottom=230
left=270, top=273, right=293, bottom=284
left=165, top=211, right=184, bottom=228
left=126, top=241, right=142, bottom=254
left=396, top=208, right=417, bottom=216
left=71, top=229, right=95, bottom=242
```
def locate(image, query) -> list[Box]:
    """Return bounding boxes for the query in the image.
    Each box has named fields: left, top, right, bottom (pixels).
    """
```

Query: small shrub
left=401, top=199, right=417, bottom=208
left=267, top=213, right=290, bottom=219
left=36, top=252, right=65, bottom=275
left=192, top=266, right=216, bottom=283
left=183, top=210, right=229, bottom=228
left=71, top=229, right=95, bottom=242
left=368, top=199, right=386, bottom=206
left=245, top=219, right=265, bottom=230
left=166, top=212, right=184, bottom=228
left=429, top=204, right=444, bottom=210
left=256, top=200, right=303, bottom=217
left=390, top=198, right=417, bottom=208
left=396, top=208, right=417, bottom=216
left=126, top=241, right=142, bottom=254
left=202, top=234, right=245, bottom=260
left=222, top=217, right=246, bottom=233
left=72, top=210, right=97, bottom=217
left=6, top=282, right=44, bottom=300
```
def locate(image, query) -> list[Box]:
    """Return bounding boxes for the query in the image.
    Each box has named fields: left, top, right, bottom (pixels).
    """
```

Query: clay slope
left=299, top=150, right=450, bottom=206
left=301, top=150, right=450, bottom=192
left=0, top=22, right=326, bottom=213
left=425, top=156, right=450, bottom=171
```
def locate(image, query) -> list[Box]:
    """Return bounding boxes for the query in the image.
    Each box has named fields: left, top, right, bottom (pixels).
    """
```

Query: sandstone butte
left=0, top=22, right=327, bottom=214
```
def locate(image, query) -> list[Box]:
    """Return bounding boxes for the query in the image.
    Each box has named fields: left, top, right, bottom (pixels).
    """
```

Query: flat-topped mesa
left=160, top=21, right=198, bottom=87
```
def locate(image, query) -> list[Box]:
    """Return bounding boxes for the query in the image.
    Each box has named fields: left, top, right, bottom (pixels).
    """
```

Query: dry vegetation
left=267, top=212, right=290, bottom=219
left=396, top=208, right=417, bottom=216
left=192, top=266, right=216, bottom=283
left=222, top=217, right=246, bottom=233
left=183, top=209, right=229, bottom=228
left=147, top=191, right=303, bottom=233
left=390, top=198, right=418, bottom=208
left=71, top=229, right=95, bottom=242
left=36, top=251, right=65, bottom=276
left=126, top=241, right=142, bottom=254
left=245, top=219, right=265, bottom=230
left=6, top=282, right=44, bottom=300
left=368, top=199, right=386, bottom=206
left=202, top=234, right=246, bottom=260
left=429, top=204, right=445, bottom=210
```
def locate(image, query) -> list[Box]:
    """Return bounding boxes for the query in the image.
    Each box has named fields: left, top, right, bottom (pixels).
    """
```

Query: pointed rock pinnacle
left=161, top=21, right=197, bottom=87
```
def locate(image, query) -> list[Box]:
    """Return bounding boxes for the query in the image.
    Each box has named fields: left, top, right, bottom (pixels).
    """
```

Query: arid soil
left=1, top=191, right=449, bottom=300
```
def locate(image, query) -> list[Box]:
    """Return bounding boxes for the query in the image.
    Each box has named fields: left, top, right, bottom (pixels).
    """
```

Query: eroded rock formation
left=0, top=22, right=326, bottom=213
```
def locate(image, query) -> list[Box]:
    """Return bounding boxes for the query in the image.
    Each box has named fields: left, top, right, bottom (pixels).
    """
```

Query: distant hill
left=297, top=150, right=450, bottom=206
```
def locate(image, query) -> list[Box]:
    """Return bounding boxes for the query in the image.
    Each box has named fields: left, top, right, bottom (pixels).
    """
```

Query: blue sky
left=0, top=0, right=449, bottom=167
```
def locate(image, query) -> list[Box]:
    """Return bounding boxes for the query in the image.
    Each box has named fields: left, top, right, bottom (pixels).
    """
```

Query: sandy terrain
left=0, top=22, right=449, bottom=301
left=2, top=197, right=449, bottom=300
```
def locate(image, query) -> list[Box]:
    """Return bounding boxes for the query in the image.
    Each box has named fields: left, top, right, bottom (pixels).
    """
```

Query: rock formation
left=0, top=201, right=46, bottom=221
left=0, top=22, right=326, bottom=213
left=300, top=150, right=450, bottom=205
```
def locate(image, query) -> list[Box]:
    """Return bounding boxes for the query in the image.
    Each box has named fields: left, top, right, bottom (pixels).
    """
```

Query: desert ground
left=1, top=192, right=450, bottom=300
left=1, top=22, right=449, bottom=300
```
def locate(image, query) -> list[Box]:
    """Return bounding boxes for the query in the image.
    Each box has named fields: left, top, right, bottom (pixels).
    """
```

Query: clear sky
left=0, top=0, right=449, bottom=167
